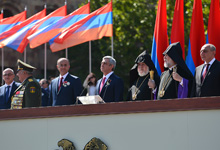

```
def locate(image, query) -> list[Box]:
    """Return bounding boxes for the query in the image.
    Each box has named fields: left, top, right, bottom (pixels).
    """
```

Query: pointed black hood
left=163, top=42, right=193, bottom=80
left=129, top=50, right=158, bottom=86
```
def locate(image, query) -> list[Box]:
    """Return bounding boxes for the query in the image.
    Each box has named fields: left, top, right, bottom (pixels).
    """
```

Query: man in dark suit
left=0, top=68, right=20, bottom=109
left=191, top=44, right=220, bottom=97
left=49, top=58, right=82, bottom=106
left=96, top=56, right=124, bottom=102
left=39, top=79, right=49, bottom=106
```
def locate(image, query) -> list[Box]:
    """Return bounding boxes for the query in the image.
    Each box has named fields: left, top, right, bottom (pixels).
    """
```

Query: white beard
left=164, top=62, right=168, bottom=68
left=138, top=70, right=149, bottom=77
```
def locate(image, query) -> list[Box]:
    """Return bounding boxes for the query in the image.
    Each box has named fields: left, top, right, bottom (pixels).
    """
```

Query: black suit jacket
left=41, top=88, right=49, bottom=106
left=0, top=82, right=20, bottom=109
left=96, top=73, right=124, bottom=102
left=49, top=73, right=82, bottom=106
left=191, top=60, right=220, bottom=97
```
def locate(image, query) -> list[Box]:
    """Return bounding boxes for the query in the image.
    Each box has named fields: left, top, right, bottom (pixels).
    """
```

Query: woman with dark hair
left=83, top=72, right=97, bottom=96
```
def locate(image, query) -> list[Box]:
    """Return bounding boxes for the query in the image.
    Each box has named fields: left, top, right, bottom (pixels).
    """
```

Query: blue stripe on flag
left=76, top=12, right=112, bottom=33
left=186, top=40, right=196, bottom=75
left=151, top=36, right=162, bottom=75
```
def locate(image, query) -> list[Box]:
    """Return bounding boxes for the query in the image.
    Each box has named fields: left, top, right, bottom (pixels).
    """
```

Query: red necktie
left=99, top=77, right=106, bottom=93
left=58, top=77, right=63, bottom=91
left=201, top=64, right=210, bottom=82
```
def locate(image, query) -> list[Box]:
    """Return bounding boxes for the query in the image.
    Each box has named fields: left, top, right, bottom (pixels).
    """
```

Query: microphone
left=80, top=81, right=92, bottom=96
left=75, top=85, right=88, bottom=105
left=75, top=80, right=94, bottom=105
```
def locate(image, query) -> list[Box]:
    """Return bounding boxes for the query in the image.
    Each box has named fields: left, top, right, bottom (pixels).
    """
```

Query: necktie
left=58, top=77, right=63, bottom=91
left=201, top=64, right=210, bottom=82
left=5, top=86, right=10, bottom=102
left=99, top=77, right=106, bottom=93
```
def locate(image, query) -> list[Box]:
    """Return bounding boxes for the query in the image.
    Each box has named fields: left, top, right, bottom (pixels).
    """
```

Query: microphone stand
left=75, top=85, right=88, bottom=105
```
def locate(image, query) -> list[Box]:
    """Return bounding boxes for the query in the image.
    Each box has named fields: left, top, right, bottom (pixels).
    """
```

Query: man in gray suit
left=191, top=44, right=220, bottom=97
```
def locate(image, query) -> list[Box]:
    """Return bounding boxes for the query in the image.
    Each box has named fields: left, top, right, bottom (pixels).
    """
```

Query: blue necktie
left=5, top=86, right=10, bottom=102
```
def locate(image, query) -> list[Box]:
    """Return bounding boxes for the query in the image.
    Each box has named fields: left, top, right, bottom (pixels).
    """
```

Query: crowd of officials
left=0, top=42, right=220, bottom=109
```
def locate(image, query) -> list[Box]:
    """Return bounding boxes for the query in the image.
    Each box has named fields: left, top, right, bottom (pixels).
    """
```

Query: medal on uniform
left=159, top=90, right=165, bottom=97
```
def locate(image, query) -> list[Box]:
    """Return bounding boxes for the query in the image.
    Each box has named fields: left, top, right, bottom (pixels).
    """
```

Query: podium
left=77, top=95, right=105, bottom=104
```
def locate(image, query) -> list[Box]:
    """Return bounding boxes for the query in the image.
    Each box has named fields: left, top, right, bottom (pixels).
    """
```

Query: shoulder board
left=28, top=79, right=33, bottom=82
left=70, top=74, right=79, bottom=79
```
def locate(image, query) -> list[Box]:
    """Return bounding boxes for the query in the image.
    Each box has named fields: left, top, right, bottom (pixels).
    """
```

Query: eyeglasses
left=3, top=73, right=13, bottom=76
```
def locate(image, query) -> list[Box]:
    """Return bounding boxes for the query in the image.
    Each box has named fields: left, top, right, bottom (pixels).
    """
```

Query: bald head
left=200, top=44, right=216, bottom=63
left=3, top=68, right=15, bottom=85
left=57, top=58, right=70, bottom=76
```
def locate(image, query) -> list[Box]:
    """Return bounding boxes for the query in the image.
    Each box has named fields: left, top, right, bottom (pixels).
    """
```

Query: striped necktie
left=201, top=64, right=210, bottom=82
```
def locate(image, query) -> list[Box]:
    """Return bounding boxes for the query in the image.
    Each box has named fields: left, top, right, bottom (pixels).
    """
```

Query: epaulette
left=28, top=79, right=33, bottom=82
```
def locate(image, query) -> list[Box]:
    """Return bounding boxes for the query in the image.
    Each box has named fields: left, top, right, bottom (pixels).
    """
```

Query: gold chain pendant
left=159, top=90, right=165, bottom=97
left=132, top=93, right=137, bottom=100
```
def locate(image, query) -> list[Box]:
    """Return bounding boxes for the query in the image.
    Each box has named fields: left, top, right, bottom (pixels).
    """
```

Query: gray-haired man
left=96, top=56, right=124, bottom=102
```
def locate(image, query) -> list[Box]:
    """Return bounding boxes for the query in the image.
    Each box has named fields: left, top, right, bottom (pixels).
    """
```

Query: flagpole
left=1, top=9, right=3, bottom=85
left=24, top=6, right=27, bottom=63
left=24, top=48, right=26, bottom=62
left=65, top=48, right=68, bottom=58
left=64, top=0, right=68, bottom=59
left=88, top=0, right=91, bottom=73
left=111, top=0, right=114, bottom=57
left=44, top=43, right=47, bottom=79
left=1, top=48, right=4, bottom=85
left=111, top=36, right=114, bottom=57
left=42, top=4, right=47, bottom=79
left=89, top=41, right=91, bottom=73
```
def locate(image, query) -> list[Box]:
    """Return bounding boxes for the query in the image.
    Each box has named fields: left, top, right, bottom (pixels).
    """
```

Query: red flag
left=207, top=0, right=220, bottom=60
left=28, top=3, right=89, bottom=49
left=0, top=13, right=3, bottom=20
left=0, top=9, right=46, bottom=41
left=171, top=0, right=185, bottom=59
left=151, top=0, right=169, bottom=75
left=28, top=5, right=67, bottom=36
left=1, top=5, right=66, bottom=53
left=0, top=6, right=66, bottom=53
left=0, top=11, right=26, bottom=34
left=51, top=2, right=112, bottom=52
left=186, top=0, right=205, bottom=74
